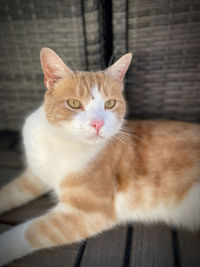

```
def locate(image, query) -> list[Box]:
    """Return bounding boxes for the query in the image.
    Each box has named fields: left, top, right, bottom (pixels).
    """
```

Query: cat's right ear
left=40, top=48, right=72, bottom=90
left=105, top=53, right=132, bottom=83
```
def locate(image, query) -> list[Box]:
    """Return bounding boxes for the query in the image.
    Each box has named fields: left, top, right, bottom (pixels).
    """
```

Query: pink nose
left=90, top=120, right=104, bottom=132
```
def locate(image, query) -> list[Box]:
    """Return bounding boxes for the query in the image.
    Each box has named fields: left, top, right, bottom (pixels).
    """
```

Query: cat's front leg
left=0, top=168, right=50, bottom=215
left=0, top=202, right=116, bottom=265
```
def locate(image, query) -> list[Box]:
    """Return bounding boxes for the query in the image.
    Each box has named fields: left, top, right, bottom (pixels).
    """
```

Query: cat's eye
left=105, top=99, right=116, bottom=109
left=67, top=99, right=82, bottom=109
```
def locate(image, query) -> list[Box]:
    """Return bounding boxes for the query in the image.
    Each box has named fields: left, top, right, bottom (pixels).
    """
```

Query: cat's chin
left=88, top=133, right=104, bottom=140
left=79, top=134, right=108, bottom=145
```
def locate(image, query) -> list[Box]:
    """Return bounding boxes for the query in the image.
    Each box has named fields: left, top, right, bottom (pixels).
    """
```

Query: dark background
left=0, top=0, right=200, bottom=131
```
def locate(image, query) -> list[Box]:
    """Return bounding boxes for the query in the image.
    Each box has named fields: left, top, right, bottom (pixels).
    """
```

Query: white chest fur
left=23, top=106, right=103, bottom=188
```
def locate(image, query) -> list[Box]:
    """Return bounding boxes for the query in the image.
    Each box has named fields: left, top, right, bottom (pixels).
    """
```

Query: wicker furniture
left=0, top=0, right=200, bottom=130
left=0, top=0, right=105, bottom=130
left=113, top=0, right=200, bottom=122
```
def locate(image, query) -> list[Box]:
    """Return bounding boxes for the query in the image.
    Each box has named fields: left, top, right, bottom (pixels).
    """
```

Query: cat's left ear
left=105, top=53, right=132, bottom=82
left=40, top=47, right=72, bottom=90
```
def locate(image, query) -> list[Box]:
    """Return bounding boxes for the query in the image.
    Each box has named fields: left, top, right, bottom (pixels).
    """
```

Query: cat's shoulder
left=23, top=106, right=47, bottom=144
left=126, top=119, right=200, bottom=135
left=23, top=106, right=44, bottom=129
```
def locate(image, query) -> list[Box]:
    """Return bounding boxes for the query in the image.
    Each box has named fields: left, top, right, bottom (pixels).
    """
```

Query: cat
left=0, top=47, right=200, bottom=265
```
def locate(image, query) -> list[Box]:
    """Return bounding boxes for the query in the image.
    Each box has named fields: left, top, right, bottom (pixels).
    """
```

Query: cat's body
left=0, top=48, right=199, bottom=265
left=25, top=107, right=200, bottom=227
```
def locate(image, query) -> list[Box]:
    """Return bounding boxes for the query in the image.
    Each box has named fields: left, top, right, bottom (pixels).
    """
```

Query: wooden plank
left=7, top=244, right=81, bottom=267
left=80, top=225, right=127, bottom=267
left=178, top=230, right=200, bottom=267
left=0, top=167, right=21, bottom=187
left=0, top=194, right=56, bottom=225
left=130, top=224, right=174, bottom=267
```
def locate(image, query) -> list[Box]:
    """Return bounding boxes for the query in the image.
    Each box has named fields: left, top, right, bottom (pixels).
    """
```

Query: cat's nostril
left=90, top=120, right=104, bottom=132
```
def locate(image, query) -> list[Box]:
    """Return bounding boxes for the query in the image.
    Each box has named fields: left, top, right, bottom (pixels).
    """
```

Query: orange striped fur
left=0, top=169, right=49, bottom=214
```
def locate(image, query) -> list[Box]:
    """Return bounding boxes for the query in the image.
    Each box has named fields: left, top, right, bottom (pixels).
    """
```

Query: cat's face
left=44, top=72, right=126, bottom=143
left=41, top=48, right=132, bottom=144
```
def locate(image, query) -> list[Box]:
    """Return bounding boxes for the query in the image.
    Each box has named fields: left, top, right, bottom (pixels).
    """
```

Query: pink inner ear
left=44, top=76, right=61, bottom=90
left=118, top=69, right=126, bottom=81
left=107, top=64, right=128, bottom=82
left=106, top=53, right=132, bottom=82
left=42, top=62, right=67, bottom=90
left=40, top=48, right=72, bottom=90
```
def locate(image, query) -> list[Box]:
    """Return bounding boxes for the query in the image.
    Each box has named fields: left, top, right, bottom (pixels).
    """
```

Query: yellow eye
left=105, top=99, right=116, bottom=109
left=67, top=99, right=82, bottom=109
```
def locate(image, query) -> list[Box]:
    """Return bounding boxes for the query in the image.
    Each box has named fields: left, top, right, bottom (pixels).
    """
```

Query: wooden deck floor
left=0, top=131, right=199, bottom=267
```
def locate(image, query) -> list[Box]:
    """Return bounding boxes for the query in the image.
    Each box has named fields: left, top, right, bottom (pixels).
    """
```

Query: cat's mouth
left=88, top=133, right=104, bottom=140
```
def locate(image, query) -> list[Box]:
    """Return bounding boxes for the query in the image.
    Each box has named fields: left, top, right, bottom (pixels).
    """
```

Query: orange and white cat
left=0, top=48, right=200, bottom=265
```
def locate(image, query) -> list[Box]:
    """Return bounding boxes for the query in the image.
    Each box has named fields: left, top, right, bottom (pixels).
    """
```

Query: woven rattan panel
left=0, top=0, right=105, bottom=130
left=113, top=0, right=200, bottom=122
left=1, top=0, right=200, bottom=130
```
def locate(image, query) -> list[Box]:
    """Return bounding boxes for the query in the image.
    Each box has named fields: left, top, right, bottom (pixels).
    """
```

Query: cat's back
left=114, top=119, right=200, bottom=194
left=127, top=119, right=200, bottom=141
left=126, top=119, right=200, bottom=173
left=116, top=120, right=200, bottom=229
left=127, top=119, right=200, bottom=154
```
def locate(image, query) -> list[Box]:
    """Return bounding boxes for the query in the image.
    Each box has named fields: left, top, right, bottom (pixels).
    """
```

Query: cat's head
left=40, top=48, right=132, bottom=144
